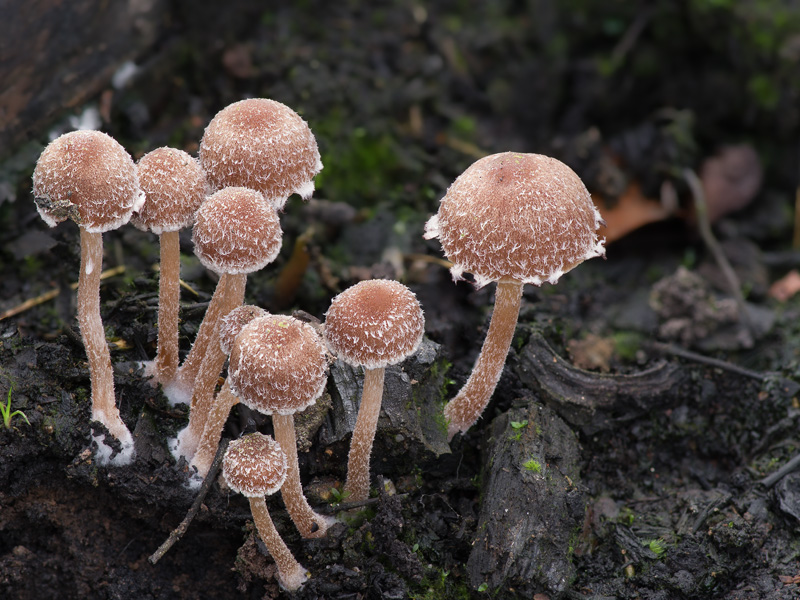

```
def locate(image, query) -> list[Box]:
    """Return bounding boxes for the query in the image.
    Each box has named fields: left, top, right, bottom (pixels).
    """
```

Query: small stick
left=148, top=438, right=229, bottom=565
left=759, top=452, right=800, bottom=489
left=647, top=341, right=767, bottom=381
left=316, top=492, right=409, bottom=515
left=0, top=266, right=126, bottom=322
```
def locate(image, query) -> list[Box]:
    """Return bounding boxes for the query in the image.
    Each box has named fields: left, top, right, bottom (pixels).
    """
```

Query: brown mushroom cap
left=424, top=152, right=605, bottom=288
left=199, top=98, right=322, bottom=209
left=192, top=187, right=283, bottom=275
left=228, top=315, right=328, bottom=416
left=32, top=130, right=144, bottom=233
left=218, top=305, right=269, bottom=356
left=324, top=279, right=425, bottom=369
left=131, top=147, right=207, bottom=234
left=223, top=433, right=288, bottom=497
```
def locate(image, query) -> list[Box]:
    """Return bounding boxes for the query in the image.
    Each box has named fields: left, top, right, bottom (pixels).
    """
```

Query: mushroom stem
left=272, top=413, right=334, bottom=538
left=78, top=229, right=134, bottom=455
left=443, top=279, right=523, bottom=441
left=343, top=367, right=385, bottom=503
left=248, top=496, right=309, bottom=592
left=177, top=272, right=246, bottom=402
left=154, top=230, right=181, bottom=386
left=190, top=380, right=239, bottom=477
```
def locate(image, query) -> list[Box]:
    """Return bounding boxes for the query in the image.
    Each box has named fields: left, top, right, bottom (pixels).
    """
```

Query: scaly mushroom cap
left=223, top=433, right=288, bottom=497
left=424, top=152, right=605, bottom=289
left=192, top=187, right=283, bottom=275
left=32, top=130, right=144, bottom=233
left=131, top=147, right=207, bottom=234
left=199, top=98, right=322, bottom=209
left=228, top=315, right=328, bottom=416
left=218, top=305, right=269, bottom=356
left=324, top=279, right=425, bottom=369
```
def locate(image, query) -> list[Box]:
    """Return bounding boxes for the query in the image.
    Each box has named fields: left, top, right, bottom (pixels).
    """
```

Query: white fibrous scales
left=223, top=433, right=288, bottom=497
left=199, top=98, right=322, bottom=210
left=192, top=187, right=282, bottom=275
left=32, top=130, right=144, bottom=233
left=218, top=305, right=269, bottom=356
left=424, top=152, right=605, bottom=288
left=131, top=147, right=207, bottom=234
left=324, top=279, right=425, bottom=370
left=228, top=315, right=328, bottom=416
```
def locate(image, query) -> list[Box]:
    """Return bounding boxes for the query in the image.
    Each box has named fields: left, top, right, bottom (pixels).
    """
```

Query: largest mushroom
left=32, top=130, right=145, bottom=463
left=424, top=152, right=605, bottom=440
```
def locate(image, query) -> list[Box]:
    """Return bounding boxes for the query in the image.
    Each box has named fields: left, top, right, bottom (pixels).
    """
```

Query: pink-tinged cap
left=218, top=305, right=269, bottom=356
left=223, top=433, right=287, bottom=497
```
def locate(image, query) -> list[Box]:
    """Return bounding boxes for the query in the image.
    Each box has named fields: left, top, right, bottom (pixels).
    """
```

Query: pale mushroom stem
left=154, top=230, right=181, bottom=386
left=78, top=230, right=135, bottom=452
left=248, top=496, right=309, bottom=592
left=190, top=380, right=239, bottom=477
left=177, top=272, right=246, bottom=402
left=272, top=413, right=334, bottom=538
left=443, top=279, right=524, bottom=441
left=343, top=367, right=385, bottom=503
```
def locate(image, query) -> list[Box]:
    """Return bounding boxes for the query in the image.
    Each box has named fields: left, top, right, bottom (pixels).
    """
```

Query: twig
left=683, top=168, right=754, bottom=341
left=316, top=492, right=408, bottom=515
left=647, top=341, right=767, bottom=381
left=759, top=452, right=800, bottom=489
left=148, top=438, right=229, bottom=565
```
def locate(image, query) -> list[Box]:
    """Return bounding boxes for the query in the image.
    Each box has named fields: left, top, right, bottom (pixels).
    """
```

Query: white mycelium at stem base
left=228, top=315, right=334, bottom=538
left=223, top=433, right=309, bottom=592
left=424, top=152, right=606, bottom=441
left=131, top=147, right=207, bottom=389
left=33, top=130, right=145, bottom=463
left=199, top=98, right=323, bottom=210
left=323, top=279, right=425, bottom=503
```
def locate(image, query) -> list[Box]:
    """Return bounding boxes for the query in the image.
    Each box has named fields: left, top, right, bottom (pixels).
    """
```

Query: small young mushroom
left=424, top=152, right=605, bottom=440
left=131, top=147, right=207, bottom=390
left=189, top=305, right=268, bottom=479
left=199, top=98, right=322, bottom=210
left=32, top=129, right=145, bottom=463
left=223, top=432, right=309, bottom=591
left=175, top=187, right=283, bottom=459
left=323, top=279, right=425, bottom=503
left=228, top=314, right=334, bottom=538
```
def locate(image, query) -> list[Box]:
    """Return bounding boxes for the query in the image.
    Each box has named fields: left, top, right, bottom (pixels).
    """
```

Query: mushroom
left=32, top=129, right=145, bottom=463
left=189, top=305, right=268, bottom=479
left=228, top=314, right=334, bottom=538
left=323, top=279, right=425, bottom=503
left=222, top=432, right=309, bottom=591
left=424, top=152, right=605, bottom=440
left=175, top=187, right=283, bottom=459
left=199, top=98, right=322, bottom=210
left=131, top=147, right=207, bottom=390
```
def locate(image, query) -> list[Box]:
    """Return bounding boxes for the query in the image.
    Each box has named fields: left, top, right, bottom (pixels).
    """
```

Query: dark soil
left=2, top=2, right=800, bottom=599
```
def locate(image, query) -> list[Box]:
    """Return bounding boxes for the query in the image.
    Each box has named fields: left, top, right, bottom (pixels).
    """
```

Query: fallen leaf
left=768, top=270, right=800, bottom=302
left=593, top=182, right=672, bottom=243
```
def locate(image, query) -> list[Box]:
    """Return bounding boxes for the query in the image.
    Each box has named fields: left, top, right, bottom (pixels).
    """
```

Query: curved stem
left=343, top=367, right=385, bottom=503
left=190, top=380, right=238, bottom=478
left=248, top=497, right=308, bottom=592
left=272, top=413, right=334, bottom=538
left=443, top=279, right=523, bottom=441
left=155, top=231, right=180, bottom=386
left=78, top=229, right=134, bottom=453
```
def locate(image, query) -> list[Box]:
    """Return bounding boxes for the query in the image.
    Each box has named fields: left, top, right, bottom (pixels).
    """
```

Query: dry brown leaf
left=593, top=182, right=672, bottom=243
left=768, top=269, right=800, bottom=302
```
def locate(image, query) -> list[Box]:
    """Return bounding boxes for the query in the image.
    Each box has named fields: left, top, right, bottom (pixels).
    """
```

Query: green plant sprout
left=328, top=487, right=351, bottom=506
left=509, top=420, right=528, bottom=441
left=644, top=538, right=667, bottom=557
left=523, top=458, right=542, bottom=473
left=2, top=386, right=30, bottom=430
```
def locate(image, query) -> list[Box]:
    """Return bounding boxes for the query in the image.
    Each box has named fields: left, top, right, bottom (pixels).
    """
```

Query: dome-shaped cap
left=324, top=279, right=425, bottom=369
left=223, top=433, right=287, bottom=497
left=131, top=147, right=207, bottom=234
left=192, top=187, right=283, bottom=275
left=228, top=315, right=328, bottom=416
left=199, top=98, right=322, bottom=210
left=218, top=305, right=269, bottom=356
left=424, top=152, right=605, bottom=289
left=32, top=130, right=145, bottom=233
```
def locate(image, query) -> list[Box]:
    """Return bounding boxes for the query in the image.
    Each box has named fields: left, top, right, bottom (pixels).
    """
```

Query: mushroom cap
left=199, top=98, right=323, bottom=210
left=192, top=187, right=283, bottom=275
left=228, top=315, right=328, bottom=416
left=32, top=130, right=144, bottom=233
left=324, top=279, right=425, bottom=369
left=424, top=152, right=605, bottom=289
left=131, top=147, right=207, bottom=234
left=218, top=305, right=269, bottom=356
left=223, top=432, right=287, bottom=497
